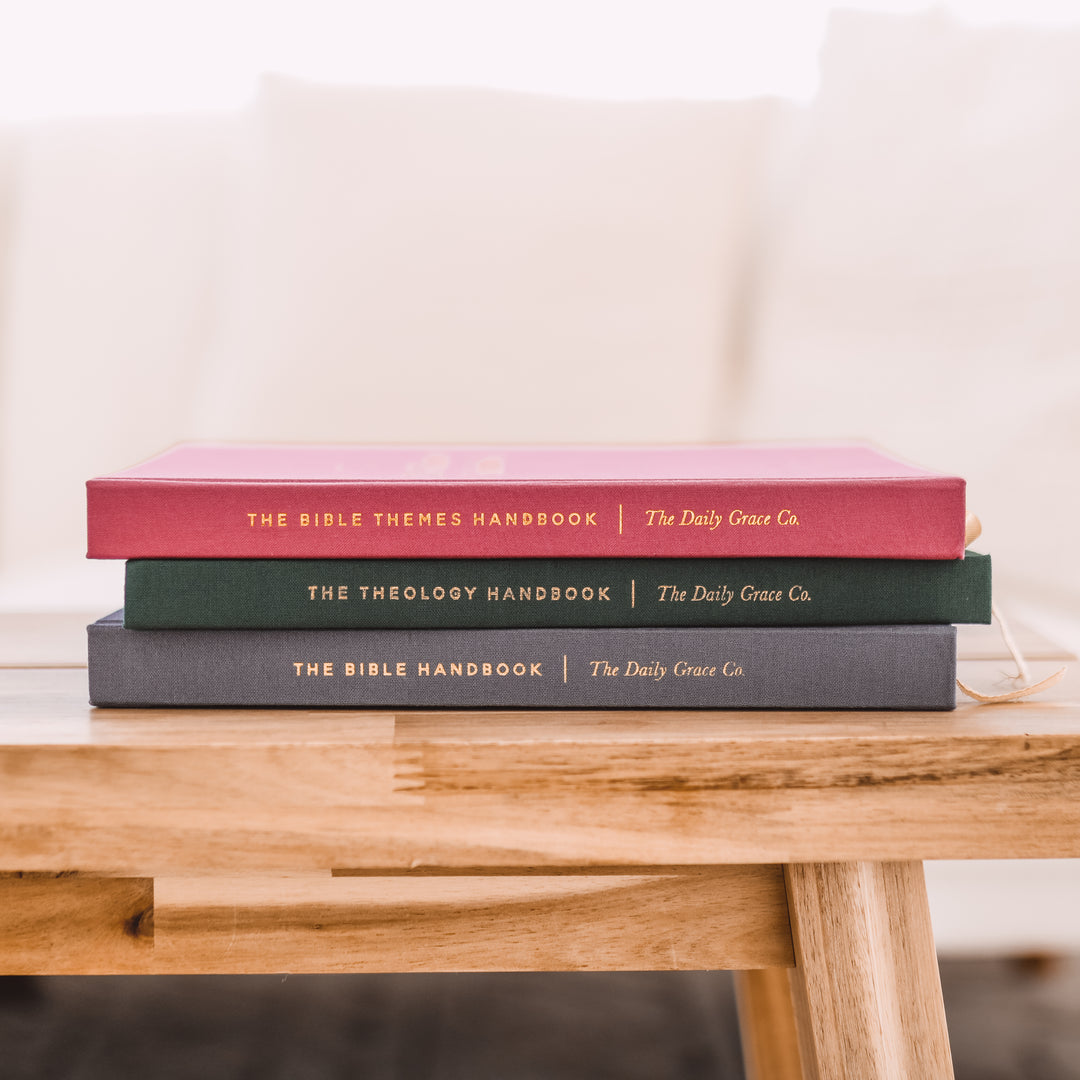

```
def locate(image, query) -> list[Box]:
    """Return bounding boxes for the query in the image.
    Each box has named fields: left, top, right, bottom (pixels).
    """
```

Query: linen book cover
left=88, top=615, right=959, bottom=711
left=122, top=551, right=992, bottom=630
left=86, top=441, right=967, bottom=559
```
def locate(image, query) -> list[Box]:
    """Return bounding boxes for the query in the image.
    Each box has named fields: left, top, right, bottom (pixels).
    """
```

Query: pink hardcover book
left=86, top=442, right=967, bottom=559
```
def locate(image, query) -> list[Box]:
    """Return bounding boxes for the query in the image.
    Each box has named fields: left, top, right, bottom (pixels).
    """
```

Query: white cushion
left=741, top=10, right=1080, bottom=604
left=194, top=77, right=780, bottom=443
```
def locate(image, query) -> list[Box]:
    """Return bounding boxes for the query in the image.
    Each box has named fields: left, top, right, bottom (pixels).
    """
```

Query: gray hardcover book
left=88, top=612, right=957, bottom=710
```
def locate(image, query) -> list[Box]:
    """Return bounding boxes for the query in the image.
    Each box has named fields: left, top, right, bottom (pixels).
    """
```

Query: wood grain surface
left=0, top=867, right=792, bottom=975
left=786, top=861, right=954, bottom=1079
left=1, top=663, right=1078, bottom=872
left=734, top=967, right=806, bottom=1080
left=6, top=613, right=1070, bottom=1074
left=0, top=873, right=153, bottom=974
left=153, top=866, right=792, bottom=974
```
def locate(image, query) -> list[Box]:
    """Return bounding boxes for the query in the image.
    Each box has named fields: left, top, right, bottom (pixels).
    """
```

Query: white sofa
left=1, top=8, right=1078, bottom=951
left=3, top=9, right=1079, bottom=623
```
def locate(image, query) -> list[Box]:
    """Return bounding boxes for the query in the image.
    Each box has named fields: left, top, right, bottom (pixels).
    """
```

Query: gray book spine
left=88, top=613, right=957, bottom=710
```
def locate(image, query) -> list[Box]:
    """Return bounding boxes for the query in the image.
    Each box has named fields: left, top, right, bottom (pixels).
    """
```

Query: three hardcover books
left=86, top=441, right=981, bottom=710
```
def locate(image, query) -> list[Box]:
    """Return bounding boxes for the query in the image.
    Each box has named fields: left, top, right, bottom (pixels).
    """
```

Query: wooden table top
left=1, top=613, right=1078, bottom=872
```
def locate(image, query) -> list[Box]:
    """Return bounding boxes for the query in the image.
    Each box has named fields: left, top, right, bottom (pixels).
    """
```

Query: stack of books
left=85, top=442, right=989, bottom=710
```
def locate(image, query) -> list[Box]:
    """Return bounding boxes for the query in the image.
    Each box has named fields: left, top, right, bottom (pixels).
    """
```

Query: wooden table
left=2, top=614, right=1077, bottom=1079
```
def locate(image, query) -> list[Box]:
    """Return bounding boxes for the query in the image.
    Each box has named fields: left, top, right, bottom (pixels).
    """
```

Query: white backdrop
left=1, top=3, right=1080, bottom=954
left=2, top=5, right=1078, bottom=623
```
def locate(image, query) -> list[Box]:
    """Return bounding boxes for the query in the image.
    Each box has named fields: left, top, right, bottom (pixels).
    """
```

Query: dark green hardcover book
left=123, top=552, right=990, bottom=630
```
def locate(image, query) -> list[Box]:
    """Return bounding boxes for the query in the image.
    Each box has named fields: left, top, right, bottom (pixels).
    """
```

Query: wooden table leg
left=734, top=967, right=805, bottom=1080
left=785, top=861, right=954, bottom=1080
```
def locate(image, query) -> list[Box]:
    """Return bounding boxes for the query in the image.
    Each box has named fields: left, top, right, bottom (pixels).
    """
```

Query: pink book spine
left=86, top=477, right=966, bottom=558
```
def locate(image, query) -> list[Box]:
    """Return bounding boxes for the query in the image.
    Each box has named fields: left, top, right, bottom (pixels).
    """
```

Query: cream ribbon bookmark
left=956, top=606, right=1068, bottom=703
left=955, top=514, right=1068, bottom=703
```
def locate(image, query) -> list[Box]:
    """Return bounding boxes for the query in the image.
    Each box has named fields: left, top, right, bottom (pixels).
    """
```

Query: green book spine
left=123, top=552, right=991, bottom=629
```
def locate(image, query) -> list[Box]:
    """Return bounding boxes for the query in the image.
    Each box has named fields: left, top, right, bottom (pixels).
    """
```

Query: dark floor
left=1, top=958, right=1078, bottom=1078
